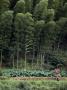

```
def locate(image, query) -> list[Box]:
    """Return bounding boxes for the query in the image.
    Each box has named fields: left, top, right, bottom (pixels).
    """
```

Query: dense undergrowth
left=0, top=80, right=67, bottom=90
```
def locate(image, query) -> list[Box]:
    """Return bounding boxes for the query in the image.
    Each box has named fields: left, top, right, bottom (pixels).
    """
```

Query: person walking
left=54, top=64, right=61, bottom=81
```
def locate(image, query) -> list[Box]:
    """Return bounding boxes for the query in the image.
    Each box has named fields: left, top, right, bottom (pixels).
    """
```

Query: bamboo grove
left=0, top=0, right=67, bottom=69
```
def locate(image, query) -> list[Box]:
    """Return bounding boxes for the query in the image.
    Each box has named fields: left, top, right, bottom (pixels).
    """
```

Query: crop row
left=0, top=69, right=67, bottom=77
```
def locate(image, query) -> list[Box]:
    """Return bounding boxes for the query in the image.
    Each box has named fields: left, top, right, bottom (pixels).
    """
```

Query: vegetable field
left=0, top=69, right=67, bottom=77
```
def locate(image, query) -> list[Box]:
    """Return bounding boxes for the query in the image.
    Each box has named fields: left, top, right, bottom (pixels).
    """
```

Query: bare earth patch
left=12, top=77, right=67, bottom=81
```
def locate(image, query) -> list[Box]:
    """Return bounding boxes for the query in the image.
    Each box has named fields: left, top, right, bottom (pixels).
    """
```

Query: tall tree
left=56, top=17, right=67, bottom=50
left=45, top=21, right=57, bottom=50
left=34, top=20, right=45, bottom=69
left=23, top=12, right=34, bottom=70
left=14, top=13, right=25, bottom=69
left=0, top=10, right=13, bottom=67
left=14, top=12, right=34, bottom=69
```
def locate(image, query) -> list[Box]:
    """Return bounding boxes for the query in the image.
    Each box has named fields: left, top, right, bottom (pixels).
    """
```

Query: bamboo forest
left=0, top=0, right=67, bottom=90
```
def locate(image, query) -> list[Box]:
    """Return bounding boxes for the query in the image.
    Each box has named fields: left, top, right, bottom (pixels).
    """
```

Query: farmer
left=54, top=64, right=61, bottom=81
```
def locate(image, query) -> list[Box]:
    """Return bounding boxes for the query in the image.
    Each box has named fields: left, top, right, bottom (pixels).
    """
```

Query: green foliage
left=0, top=80, right=67, bottom=90
left=50, top=0, right=63, bottom=10
left=46, top=9, right=55, bottom=21
left=2, top=69, right=52, bottom=77
left=0, top=0, right=10, bottom=14
left=17, top=82, right=31, bottom=90
left=0, top=10, right=13, bottom=50
left=45, top=21, right=56, bottom=48
left=34, top=0, right=48, bottom=20
left=25, top=0, right=32, bottom=12
left=0, top=69, right=2, bottom=76
left=0, top=10, right=13, bottom=53
left=63, top=3, right=67, bottom=17
left=0, top=0, right=67, bottom=69
left=1, top=69, right=67, bottom=77
left=61, top=70, right=67, bottom=77
left=14, top=12, right=34, bottom=69
left=14, top=0, right=25, bottom=13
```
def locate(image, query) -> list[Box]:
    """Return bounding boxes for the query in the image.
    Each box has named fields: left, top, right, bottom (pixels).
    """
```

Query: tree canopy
left=0, top=0, right=67, bottom=69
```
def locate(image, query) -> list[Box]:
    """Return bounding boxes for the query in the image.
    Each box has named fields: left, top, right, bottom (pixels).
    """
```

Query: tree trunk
left=42, top=53, right=44, bottom=69
left=58, top=42, right=60, bottom=50
left=32, top=46, right=35, bottom=69
left=37, top=54, right=39, bottom=69
left=25, top=51, right=27, bottom=70
left=17, top=44, right=19, bottom=69
left=0, top=50, right=2, bottom=68
left=13, top=54, right=14, bottom=69
left=41, top=53, right=43, bottom=70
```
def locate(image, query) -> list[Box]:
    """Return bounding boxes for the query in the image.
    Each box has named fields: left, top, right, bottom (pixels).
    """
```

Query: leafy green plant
left=0, top=69, right=2, bottom=76
left=0, top=69, right=67, bottom=77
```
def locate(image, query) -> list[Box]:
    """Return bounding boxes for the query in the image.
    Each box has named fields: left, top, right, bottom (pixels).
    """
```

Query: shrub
left=17, top=82, right=31, bottom=90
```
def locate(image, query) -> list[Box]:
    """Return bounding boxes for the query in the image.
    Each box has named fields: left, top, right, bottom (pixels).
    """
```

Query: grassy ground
left=0, top=78, right=67, bottom=90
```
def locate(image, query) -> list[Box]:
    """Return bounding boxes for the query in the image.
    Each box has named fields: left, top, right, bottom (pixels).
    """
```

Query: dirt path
left=12, top=77, right=67, bottom=80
